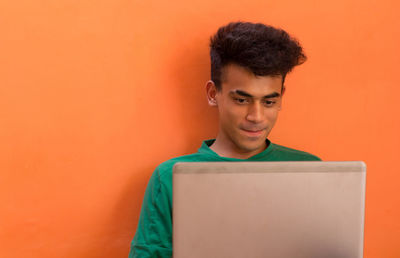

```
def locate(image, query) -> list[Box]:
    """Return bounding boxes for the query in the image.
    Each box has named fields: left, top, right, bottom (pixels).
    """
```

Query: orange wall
left=1, top=0, right=399, bottom=257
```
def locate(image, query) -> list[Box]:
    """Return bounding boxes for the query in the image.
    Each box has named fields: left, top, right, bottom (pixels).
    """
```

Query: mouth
left=240, top=128, right=265, bottom=137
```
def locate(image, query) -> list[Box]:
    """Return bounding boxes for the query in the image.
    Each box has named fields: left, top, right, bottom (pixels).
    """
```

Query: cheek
left=219, top=102, right=242, bottom=119
left=225, top=106, right=246, bottom=123
left=265, top=109, right=280, bottom=122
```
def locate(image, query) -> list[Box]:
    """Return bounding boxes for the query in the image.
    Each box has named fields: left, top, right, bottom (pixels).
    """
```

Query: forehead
left=220, top=64, right=283, bottom=96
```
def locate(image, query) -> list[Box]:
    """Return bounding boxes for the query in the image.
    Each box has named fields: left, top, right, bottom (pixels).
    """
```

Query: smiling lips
left=241, top=128, right=265, bottom=137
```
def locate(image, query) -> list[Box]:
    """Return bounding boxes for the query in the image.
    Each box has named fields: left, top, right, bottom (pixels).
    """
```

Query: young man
left=128, top=22, right=320, bottom=258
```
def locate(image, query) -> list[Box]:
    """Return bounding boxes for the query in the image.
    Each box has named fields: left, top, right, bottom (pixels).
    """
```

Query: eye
left=234, top=98, right=249, bottom=104
left=263, top=100, right=276, bottom=107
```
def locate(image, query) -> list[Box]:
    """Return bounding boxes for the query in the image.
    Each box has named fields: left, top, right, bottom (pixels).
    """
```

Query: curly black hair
left=210, top=22, right=306, bottom=90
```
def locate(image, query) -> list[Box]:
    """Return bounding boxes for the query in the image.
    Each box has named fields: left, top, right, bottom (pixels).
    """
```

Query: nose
left=246, top=102, right=263, bottom=123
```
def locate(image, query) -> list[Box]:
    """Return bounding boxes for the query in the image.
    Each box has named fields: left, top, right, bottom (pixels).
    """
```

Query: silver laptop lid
left=173, top=161, right=366, bottom=258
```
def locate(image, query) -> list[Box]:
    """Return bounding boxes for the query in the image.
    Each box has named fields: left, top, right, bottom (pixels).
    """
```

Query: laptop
left=173, top=161, right=366, bottom=258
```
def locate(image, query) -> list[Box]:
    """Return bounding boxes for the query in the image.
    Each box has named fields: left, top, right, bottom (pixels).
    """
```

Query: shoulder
left=154, top=152, right=208, bottom=179
left=144, top=153, right=207, bottom=200
left=269, top=143, right=321, bottom=161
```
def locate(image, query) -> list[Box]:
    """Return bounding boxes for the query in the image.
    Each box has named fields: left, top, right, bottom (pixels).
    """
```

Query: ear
left=206, top=80, right=218, bottom=106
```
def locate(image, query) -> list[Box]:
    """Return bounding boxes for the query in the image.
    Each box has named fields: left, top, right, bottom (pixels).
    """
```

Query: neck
left=209, top=135, right=267, bottom=159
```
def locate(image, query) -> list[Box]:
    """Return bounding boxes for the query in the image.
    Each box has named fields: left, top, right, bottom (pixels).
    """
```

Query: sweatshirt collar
left=198, top=139, right=274, bottom=161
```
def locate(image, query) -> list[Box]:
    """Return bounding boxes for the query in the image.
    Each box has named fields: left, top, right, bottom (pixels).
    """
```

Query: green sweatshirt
left=129, top=139, right=320, bottom=258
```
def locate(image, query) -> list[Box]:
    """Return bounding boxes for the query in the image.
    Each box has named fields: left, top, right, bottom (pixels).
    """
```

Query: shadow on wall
left=103, top=164, right=157, bottom=257
left=169, top=36, right=219, bottom=154
left=104, top=35, right=219, bottom=257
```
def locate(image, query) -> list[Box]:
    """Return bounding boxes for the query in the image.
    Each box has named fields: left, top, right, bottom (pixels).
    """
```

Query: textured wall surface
left=0, top=0, right=399, bottom=257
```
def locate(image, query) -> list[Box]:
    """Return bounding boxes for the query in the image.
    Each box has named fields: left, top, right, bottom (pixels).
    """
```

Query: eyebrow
left=230, top=90, right=281, bottom=98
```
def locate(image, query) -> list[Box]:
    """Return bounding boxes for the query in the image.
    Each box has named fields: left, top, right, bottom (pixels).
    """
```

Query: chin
left=237, top=140, right=266, bottom=153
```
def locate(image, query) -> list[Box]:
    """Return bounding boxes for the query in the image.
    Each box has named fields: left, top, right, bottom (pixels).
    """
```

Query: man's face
left=211, top=63, right=284, bottom=155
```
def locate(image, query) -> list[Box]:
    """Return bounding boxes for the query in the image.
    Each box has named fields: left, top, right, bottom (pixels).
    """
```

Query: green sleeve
left=129, top=167, right=172, bottom=258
